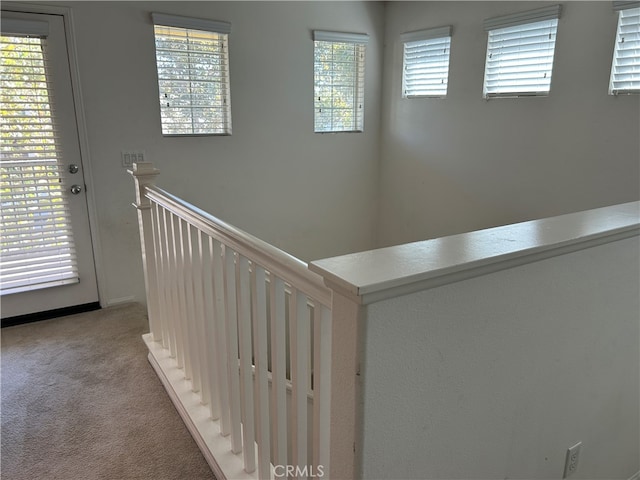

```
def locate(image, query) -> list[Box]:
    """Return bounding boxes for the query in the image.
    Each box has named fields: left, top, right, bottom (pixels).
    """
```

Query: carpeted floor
left=1, top=303, right=216, bottom=480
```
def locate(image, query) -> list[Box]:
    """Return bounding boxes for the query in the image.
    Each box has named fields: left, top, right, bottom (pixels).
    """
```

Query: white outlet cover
left=563, top=442, right=581, bottom=478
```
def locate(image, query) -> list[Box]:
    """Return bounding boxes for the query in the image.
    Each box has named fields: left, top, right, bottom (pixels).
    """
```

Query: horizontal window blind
left=314, top=38, right=366, bottom=133
left=483, top=18, right=559, bottom=97
left=402, top=27, right=452, bottom=98
left=1, top=34, right=79, bottom=295
left=153, top=24, right=231, bottom=135
left=613, top=2, right=640, bottom=12
left=483, top=5, right=562, bottom=31
left=609, top=7, right=640, bottom=94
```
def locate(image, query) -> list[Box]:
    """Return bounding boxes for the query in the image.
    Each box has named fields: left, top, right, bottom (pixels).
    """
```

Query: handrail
left=132, top=163, right=334, bottom=478
left=144, top=184, right=332, bottom=308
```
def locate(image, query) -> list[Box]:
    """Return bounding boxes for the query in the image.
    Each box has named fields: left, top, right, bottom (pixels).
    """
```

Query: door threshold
left=1, top=302, right=101, bottom=328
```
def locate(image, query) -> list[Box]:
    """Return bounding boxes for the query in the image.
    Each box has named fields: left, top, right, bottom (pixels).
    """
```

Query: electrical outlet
left=121, top=150, right=146, bottom=168
left=563, top=442, right=581, bottom=478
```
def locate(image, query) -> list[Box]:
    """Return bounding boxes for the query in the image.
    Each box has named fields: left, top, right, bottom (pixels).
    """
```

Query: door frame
left=2, top=2, right=106, bottom=307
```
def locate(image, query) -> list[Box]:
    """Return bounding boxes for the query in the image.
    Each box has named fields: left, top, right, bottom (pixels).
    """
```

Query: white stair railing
left=131, top=162, right=332, bottom=479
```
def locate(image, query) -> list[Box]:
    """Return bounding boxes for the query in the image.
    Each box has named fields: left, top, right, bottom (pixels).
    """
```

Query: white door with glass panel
left=1, top=11, right=98, bottom=318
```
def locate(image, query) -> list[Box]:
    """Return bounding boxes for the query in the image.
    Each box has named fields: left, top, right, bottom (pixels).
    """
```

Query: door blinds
left=1, top=33, right=79, bottom=294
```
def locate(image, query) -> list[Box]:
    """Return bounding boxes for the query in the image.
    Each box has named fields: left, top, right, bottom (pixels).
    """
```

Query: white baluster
left=176, top=217, right=193, bottom=381
left=224, top=247, right=242, bottom=453
left=290, top=289, right=309, bottom=479
left=237, top=256, right=256, bottom=473
left=168, top=212, right=185, bottom=369
left=270, top=276, right=288, bottom=469
left=212, top=238, right=231, bottom=432
left=200, top=231, right=218, bottom=416
left=313, top=304, right=331, bottom=472
left=309, top=306, right=314, bottom=399
left=160, top=208, right=176, bottom=360
left=185, top=223, right=208, bottom=398
left=151, top=203, right=169, bottom=351
left=185, top=220, right=202, bottom=391
left=148, top=201, right=164, bottom=346
left=252, top=264, right=271, bottom=478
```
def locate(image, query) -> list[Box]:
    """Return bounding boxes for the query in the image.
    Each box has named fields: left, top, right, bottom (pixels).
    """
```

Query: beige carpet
left=1, top=303, right=216, bottom=480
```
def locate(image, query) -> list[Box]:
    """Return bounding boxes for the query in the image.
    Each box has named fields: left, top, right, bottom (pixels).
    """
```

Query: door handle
left=70, top=184, right=82, bottom=195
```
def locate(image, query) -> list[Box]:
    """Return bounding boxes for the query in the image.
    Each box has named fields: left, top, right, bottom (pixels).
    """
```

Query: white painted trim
left=483, top=4, right=562, bottom=31
left=313, top=30, right=369, bottom=44
left=1, top=17, right=49, bottom=36
left=2, top=2, right=108, bottom=308
left=628, top=471, right=640, bottom=480
left=105, top=296, right=136, bottom=307
left=310, top=202, right=640, bottom=305
left=151, top=12, right=231, bottom=34
left=144, top=334, right=255, bottom=480
left=614, top=1, right=640, bottom=11
left=400, top=26, right=451, bottom=43
left=61, top=7, right=108, bottom=308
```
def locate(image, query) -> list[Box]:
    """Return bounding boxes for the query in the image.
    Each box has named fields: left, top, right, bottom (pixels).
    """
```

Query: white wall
left=360, top=236, right=640, bottom=479
left=41, top=1, right=384, bottom=305
left=378, top=1, right=640, bottom=247
left=16, top=1, right=639, bottom=308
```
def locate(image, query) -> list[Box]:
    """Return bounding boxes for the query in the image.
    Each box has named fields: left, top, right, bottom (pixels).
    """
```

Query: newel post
left=130, top=162, right=161, bottom=341
left=308, top=259, right=368, bottom=480
left=326, top=291, right=365, bottom=480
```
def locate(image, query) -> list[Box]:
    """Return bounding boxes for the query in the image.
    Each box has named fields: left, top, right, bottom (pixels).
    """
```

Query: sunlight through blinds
left=1, top=34, right=79, bottom=294
left=153, top=24, right=231, bottom=135
left=610, top=7, right=640, bottom=94
left=483, top=6, right=561, bottom=98
left=402, top=27, right=452, bottom=98
left=483, top=18, right=559, bottom=97
left=314, top=31, right=368, bottom=133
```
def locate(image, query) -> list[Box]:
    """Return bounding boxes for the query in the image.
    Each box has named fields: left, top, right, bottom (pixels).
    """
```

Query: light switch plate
left=121, top=150, right=146, bottom=168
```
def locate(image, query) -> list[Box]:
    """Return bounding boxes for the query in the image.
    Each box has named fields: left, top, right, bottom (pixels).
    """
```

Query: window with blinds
left=152, top=14, right=232, bottom=136
left=1, top=34, right=79, bottom=294
left=402, top=27, right=452, bottom=98
left=609, top=6, right=640, bottom=94
left=483, top=6, right=561, bottom=98
left=314, top=31, right=368, bottom=133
